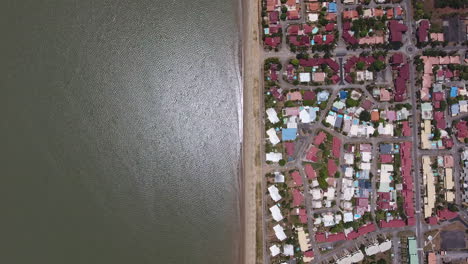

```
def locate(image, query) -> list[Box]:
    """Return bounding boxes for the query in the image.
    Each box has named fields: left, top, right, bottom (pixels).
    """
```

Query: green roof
left=408, top=237, right=419, bottom=264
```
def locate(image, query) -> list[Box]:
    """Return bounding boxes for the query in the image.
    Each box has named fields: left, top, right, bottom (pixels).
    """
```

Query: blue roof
left=380, top=144, right=393, bottom=154
left=335, top=116, right=343, bottom=128
left=450, top=87, right=458, bottom=97
left=451, top=104, right=460, bottom=115
left=328, top=2, right=337, bottom=13
left=282, top=128, right=297, bottom=141
left=339, top=90, right=348, bottom=99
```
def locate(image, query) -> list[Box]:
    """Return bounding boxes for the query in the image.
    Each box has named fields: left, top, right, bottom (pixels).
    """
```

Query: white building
left=268, top=185, right=282, bottom=202
left=270, top=205, right=284, bottom=222
left=266, top=128, right=280, bottom=145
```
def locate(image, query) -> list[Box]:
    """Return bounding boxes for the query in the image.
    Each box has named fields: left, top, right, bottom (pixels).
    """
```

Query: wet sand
left=240, top=0, right=262, bottom=262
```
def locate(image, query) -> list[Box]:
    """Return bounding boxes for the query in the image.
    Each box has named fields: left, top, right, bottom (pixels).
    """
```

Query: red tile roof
left=292, top=189, right=304, bottom=207
left=456, top=121, right=468, bottom=139
left=406, top=217, right=416, bottom=226
left=325, top=23, right=335, bottom=31
left=358, top=223, right=376, bottom=235
left=388, top=20, right=408, bottom=42
left=265, top=37, right=281, bottom=47
left=346, top=231, right=359, bottom=240
left=326, top=232, right=346, bottom=242
left=305, top=164, right=317, bottom=179
left=437, top=209, right=458, bottom=220
left=304, top=250, right=314, bottom=258
left=304, top=91, right=316, bottom=100
left=314, top=131, right=327, bottom=145
left=306, top=146, right=319, bottom=162
left=418, top=20, right=430, bottom=43
left=379, top=219, right=406, bottom=228
left=285, top=142, right=295, bottom=156
left=332, top=137, right=341, bottom=158
left=315, top=233, right=326, bottom=242
left=291, top=171, right=303, bottom=186
left=299, top=208, right=308, bottom=223
left=327, top=159, right=338, bottom=177
left=380, top=154, right=393, bottom=163
left=391, top=53, right=404, bottom=64
left=427, top=216, right=438, bottom=225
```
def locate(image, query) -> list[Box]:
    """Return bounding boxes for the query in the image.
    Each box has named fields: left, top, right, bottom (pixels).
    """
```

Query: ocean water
left=1, top=0, right=241, bottom=263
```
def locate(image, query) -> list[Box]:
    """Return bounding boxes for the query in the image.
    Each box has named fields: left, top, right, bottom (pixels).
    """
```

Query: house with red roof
left=305, top=164, right=317, bottom=179
left=456, top=121, right=468, bottom=141
left=327, top=159, right=338, bottom=177
left=391, top=53, right=404, bottom=65
left=417, top=20, right=430, bottom=43
left=292, top=189, right=304, bottom=207
left=306, top=146, right=319, bottom=162
left=427, top=216, right=438, bottom=225
left=437, top=209, right=458, bottom=220
left=332, top=137, right=341, bottom=158
left=388, top=20, right=407, bottom=42
left=314, top=131, right=327, bottom=145
left=284, top=142, right=295, bottom=156
left=291, top=171, right=303, bottom=186
left=299, top=208, right=308, bottom=223
left=265, top=37, right=281, bottom=48
left=380, top=219, right=406, bottom=228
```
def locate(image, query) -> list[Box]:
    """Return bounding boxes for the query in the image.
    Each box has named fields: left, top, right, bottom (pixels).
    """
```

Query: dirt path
left=241, top=0, right=262, bottom=262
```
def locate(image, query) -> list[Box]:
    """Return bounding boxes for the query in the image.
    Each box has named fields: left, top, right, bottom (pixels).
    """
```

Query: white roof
left=311, top=188, right=323, bottom=200
left=379, top=240, right=392, bottom=252
left=365, top=244, right=380, bottom=256
left=283, top=244, right=294, bottom=256
left=343, top=212, right=354, bottom=223
left=344, top=153, right=355, bottom=165
left=344, top=166, right=354, bottom=177
left=266, top=152, right=282, bottom=162
left=300, top=108, right=311, bottom=123
left=287, top=116, right=298, bottom=129
left=308, top=13, right=318, bottom=22
left=299, top=72, right=311, bottom=82
left=311, top=200, right=322, bottom=208
left=273, top=224, right=287, bottom=241
left=362, top=152, right=372, bottom=163
left=266, top=128, right=280, bottom=146
left=268, top=185, right=282, bottom=202
left=342, top=186, right=354, bottom=201
left=323, top=214, right=335, bottom=227
left=269, top=245, right=280, bottom=256
left=350, top=250, right=364, bottom=262
left=269, top=205, right=284, bottom=222
left=266, top=108, right=280, bottom=124
left=360, top=162, right=371, bottom=170
left=274, top=172, right=285, bottom=183
left=324, top=188, right=335, bottom=200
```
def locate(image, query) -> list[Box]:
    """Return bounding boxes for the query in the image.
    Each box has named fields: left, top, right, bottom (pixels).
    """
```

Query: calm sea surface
left=1, top=1, right=241, bottom=263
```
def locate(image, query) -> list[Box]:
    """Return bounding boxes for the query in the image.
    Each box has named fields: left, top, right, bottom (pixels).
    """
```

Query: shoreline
left=240, top=0, right=262, bottom=262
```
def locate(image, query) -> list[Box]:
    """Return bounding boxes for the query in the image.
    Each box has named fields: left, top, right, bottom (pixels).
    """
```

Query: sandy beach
left=240, top=0, right=262, bottom=262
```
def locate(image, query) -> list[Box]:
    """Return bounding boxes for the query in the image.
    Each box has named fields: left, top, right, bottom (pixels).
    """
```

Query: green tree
left=356, top=61, right=366, bottom=70
left=291, top=58, right=299, bottom=66
left=359, top=110, right=371, bottom=122
left=346, top=98, right=359, bottom=107
left=279, top=159, right=286, bottom=166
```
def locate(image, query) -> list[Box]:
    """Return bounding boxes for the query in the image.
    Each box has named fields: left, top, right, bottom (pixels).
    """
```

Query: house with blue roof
left=451, top=104, right=460, bottom=116
left=282, top=128, right=297, bottom=141
left=380, top=144, right=393, bottom=154
left=450, top=86, right=458, bottom=98
left=328, top=2, right=337, bottom=13
left=339, top=90, right=348, bottom=99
